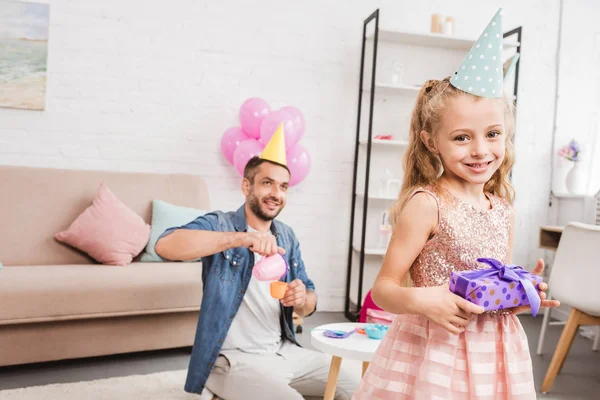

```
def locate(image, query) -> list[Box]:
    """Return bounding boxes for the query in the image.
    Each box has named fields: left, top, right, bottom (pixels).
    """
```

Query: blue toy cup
left=364, top=324, right=389, bottom=340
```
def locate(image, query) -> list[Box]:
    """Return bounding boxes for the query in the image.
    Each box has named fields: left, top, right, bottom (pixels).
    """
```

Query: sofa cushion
left=0, top=262, right=203, bottom=324
left=55, top=184, right=151, bottom=266
left=141, top=199, right=206, bottom=262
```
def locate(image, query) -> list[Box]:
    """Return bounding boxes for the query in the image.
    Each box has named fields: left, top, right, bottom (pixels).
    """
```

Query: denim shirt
left=158, top=205, right=316, bottom=394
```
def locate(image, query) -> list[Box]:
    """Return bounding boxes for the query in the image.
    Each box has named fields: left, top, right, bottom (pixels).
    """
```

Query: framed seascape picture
left=0, top=0, right=50, bottom=111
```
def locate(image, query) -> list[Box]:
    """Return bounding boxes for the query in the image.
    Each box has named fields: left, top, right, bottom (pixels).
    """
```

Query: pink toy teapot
left=252, top=253, right=288, bottom=281
left=252, top=253, right=289, bottom=299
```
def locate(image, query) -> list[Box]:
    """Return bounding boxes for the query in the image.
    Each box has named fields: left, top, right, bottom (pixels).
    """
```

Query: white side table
left=311, top=322, right=382, bottom=400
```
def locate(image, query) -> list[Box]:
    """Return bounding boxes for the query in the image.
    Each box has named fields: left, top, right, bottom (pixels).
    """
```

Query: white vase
left=566, top=162, right=587, bottom=195
left=553, top=160, right=573, bottom=195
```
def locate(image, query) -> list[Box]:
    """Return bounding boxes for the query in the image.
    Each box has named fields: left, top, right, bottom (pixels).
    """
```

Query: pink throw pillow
left=55, top=184, right=150, bottom=266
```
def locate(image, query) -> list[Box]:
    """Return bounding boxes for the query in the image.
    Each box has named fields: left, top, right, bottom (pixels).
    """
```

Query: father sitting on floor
left=155, top=126, right=358, bottom=400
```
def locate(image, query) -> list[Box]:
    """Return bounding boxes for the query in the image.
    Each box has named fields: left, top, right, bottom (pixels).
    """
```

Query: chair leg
left=537, top=296, right=553, bottom=355
left=594, top=326, right=600, bottom=351
left=541, top=308, right=581, bottom=393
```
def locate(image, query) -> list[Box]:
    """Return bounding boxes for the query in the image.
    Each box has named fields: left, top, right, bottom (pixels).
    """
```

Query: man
left=155, top=126, right=357, bottom=400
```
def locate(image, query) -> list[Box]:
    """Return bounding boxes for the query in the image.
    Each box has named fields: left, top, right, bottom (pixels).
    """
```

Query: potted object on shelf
left=559, top=140, right=587, bottom=195
left=443, top=16, right=455, bottom=36
left=430, top=14, right=443, bottom=33
left=378, top=209, right=392, bottom=249
left=374, top=135, right=394, bottom=140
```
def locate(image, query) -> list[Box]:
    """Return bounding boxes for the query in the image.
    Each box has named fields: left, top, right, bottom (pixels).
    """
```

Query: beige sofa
left=0, top=166, right=209, bottom=367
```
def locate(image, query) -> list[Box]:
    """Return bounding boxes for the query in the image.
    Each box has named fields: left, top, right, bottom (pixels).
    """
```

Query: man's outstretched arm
left=156, top=229, right=247, bottom=261
left=155, top=213, right=285, bottom=261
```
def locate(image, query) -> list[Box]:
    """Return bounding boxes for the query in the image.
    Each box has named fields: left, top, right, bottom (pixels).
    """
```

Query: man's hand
left=281, top=279, right=306, bottom=308
left=243, top=231, right=285, bottom=257
left=512, top=258, right=560, bottom=315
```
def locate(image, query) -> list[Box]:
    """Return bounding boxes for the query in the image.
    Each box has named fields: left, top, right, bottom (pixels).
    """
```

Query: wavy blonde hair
left=393, top=77, right=516, bottom=224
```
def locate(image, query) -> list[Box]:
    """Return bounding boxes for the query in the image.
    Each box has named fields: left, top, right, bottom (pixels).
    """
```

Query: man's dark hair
left=243, top=156, right=291, bottom=183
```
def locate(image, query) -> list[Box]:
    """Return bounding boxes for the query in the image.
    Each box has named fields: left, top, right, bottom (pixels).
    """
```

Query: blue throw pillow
left=141, top=199, right=206, bottom=262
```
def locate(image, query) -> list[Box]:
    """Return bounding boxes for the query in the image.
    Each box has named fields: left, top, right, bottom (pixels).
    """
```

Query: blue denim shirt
left=158, top=205, right=316, bottom=394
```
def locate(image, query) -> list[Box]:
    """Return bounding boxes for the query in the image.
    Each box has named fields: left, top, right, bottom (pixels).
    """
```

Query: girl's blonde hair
left=393, top=77, right=516, bottom=223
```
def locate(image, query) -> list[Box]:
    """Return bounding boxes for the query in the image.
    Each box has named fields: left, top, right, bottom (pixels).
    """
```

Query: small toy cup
left=270, top=281, right=288, bottom=299
left=364, top=324, right=389, bottom=340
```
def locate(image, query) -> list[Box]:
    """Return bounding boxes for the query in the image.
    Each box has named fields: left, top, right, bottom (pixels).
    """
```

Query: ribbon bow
left=455, top=258, right=541, bottom=317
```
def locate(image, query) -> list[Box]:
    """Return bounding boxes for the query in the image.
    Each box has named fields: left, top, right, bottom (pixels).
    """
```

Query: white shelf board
left=551, top=192, right=592, bottom=199
left=368, top=30, right=520, bottom=50
left=352, top=245, right=386, bottom=256
left=355, top=192, right=397, bottom=201
left=359, top=138, right=409, bottom=147
left=365, top=83, right=517, bottom=102
left=363, top=83, right=421, bottom=95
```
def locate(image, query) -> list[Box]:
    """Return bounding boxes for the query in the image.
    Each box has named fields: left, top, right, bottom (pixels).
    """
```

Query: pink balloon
left=233, top=139, right=264, bottom=176
left=259, top=109, right=298, bottom=149
left=239, top=98, right=270, bottom=138
left=221, top=127, right=249, bottom=165
left=279, top=106, right=305, bottom=145
left=286, top=143, right=311, bottom=186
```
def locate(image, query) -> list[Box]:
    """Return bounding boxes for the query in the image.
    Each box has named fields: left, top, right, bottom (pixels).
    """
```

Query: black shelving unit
left=344, top=9, right=380, bottom=322
left=344, top=10, right=522, bottom=321
left=504, top=27, right=522, bottom=103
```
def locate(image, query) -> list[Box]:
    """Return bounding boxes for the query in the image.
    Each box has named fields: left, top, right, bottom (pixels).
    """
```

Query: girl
left=352, top=17, right=560, bottom=396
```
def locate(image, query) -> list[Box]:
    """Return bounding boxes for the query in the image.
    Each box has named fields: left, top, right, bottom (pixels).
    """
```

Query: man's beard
left=248, top=193, right=283, bottom=221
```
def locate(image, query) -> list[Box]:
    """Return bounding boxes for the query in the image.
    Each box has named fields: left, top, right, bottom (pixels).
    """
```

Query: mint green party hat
left=450, top=8, right=504, bottom=98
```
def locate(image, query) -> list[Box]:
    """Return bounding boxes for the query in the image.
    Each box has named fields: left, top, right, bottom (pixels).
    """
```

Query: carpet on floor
left=0, top=360, right=362, bottom=400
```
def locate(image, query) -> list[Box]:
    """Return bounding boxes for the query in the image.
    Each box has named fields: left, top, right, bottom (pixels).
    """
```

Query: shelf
left=359, top=138, right=409, bottom=147
left=365, top=83, right=517, bottom=102
left=355, top=192, right=397, bottom=201
left=539, top=226, right=563, bottom=251
left=540, top=225, right=565, bottom=233
left=363, top=83, right=421, bottom=95
left=368, top=30, right=520, bottom=50
left=353, top=245, right=386, bottom=256
left=552, top=192, right=592, bottom=199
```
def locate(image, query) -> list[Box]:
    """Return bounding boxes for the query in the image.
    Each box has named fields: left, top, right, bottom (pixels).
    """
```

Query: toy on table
left=364, top=324, right=389, bottom=340
left=316, top=324, right=388, bottom=340
left=322, top=328, right=359, bottom=339
left=252, top=253, right=289, bottom=299
left=449, top=257, right=543, bottom=316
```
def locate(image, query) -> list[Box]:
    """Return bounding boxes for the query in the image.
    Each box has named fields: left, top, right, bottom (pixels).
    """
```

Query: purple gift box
left=449, top=258, right=543, bottom=317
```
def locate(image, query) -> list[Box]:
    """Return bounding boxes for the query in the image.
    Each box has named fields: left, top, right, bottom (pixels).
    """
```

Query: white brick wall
left=0, top=0, right=560, bottom=310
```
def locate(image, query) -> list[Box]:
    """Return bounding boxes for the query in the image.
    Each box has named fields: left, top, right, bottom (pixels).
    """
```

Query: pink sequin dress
left=353, top=185, right=536, bottom=400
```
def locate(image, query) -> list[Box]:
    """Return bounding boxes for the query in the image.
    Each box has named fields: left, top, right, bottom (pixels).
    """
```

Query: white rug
left=0, top=361, right=362, bottom=400
left=0, top=370, right=196, bottom=400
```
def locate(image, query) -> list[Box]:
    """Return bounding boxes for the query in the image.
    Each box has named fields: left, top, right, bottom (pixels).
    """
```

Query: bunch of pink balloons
left=220, top=97, right=311, bottom=186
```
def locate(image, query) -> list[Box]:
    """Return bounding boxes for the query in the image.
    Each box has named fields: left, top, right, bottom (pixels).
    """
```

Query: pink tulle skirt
left=353, top=313, right=536, bottom=399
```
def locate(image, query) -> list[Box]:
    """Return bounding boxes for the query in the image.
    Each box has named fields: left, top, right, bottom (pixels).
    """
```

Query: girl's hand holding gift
left=511, top=259, right=560, bottom=315
left=416, top=285, right=485, bottom=334
left=449, top=258, right=560, bottom=316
